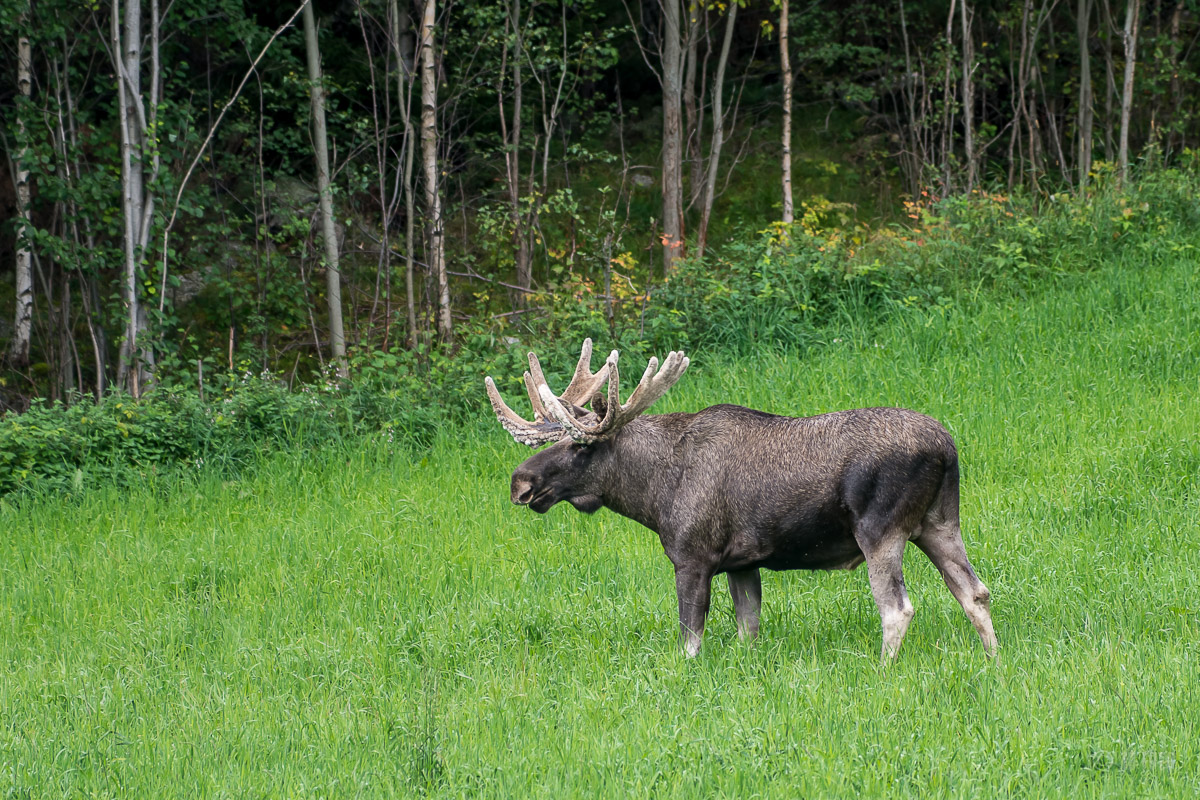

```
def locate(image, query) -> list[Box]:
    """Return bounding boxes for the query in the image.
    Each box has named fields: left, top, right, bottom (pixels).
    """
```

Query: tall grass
left=3, top=237, right=1199, bottom=796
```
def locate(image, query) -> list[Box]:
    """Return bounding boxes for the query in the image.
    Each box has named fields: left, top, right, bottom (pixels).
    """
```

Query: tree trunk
left=113, top=0, right=152, bottom=395
left=390, top=0, right=419, bottom=348
left=661, top=0, right=684, bottom=274
left=960, top=0, right=978, bottom=192
left=499, top=0, right=531, bottom=301
left=303, top=0, right=348, bottom=377
left=683, top=3, right=703, bottom=209
left=8, top=7, right=33, bottom=368
left=1077, top=0, right=1095, bottom=188
left=896, top=0, right=924, bottom=198
left=697, top=0, right=737, bottom=259
left=420, top=0, right=452, bottom=340
left=780, top=0, right=793, bottom=224
left=1099, top=0, right=1118, bottom=159
left=1166, top=1, right=1184, bottom=152
left=939, top=0, right=958, bottom=197
left=1118, top=0, right=1140, bottom=184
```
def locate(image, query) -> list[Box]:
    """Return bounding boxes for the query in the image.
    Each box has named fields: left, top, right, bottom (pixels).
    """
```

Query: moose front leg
left=674, top=566, right=713, bottom=657
left=727, top=569, right=762, bottom=641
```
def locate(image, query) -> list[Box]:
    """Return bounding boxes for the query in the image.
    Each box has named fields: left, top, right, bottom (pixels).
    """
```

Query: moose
left=485, top=340, right=998, bottom=660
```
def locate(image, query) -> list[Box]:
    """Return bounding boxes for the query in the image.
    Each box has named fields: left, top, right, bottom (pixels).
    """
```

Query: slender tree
left=939, top=0, right=958, bottom=196
left=1077, top=0, right=1096, bottom=187
left=661, top=0, right=684, bottom=274
left=780, top=0, right=793, bottom=224
left=960, top=0, right=978, bottom=191
left=682, top=2, right=704, bottom=209
left=303, top=0, right=348, bottom=376
left=420, top=0, right=451, bottom=340
left=498, top=0, right=532, bottom=300
left=8, top=3, right=33, bottom=368
left=1118, top=0, right=1141, bottom=184
left=111, top=0, right=160, bottom=394
left=389, top=0, right=419, bottom=347
left=697, top=0, right=738, bottom=258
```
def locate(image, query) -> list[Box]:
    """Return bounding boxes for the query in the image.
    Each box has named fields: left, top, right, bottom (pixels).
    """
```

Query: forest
left=4, top=3, right=1200, bottom=796
left=1, top=0, right=1196, bottom=413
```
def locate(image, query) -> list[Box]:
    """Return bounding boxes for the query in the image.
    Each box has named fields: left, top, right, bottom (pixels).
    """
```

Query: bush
left=4, top=163, right=1198, bottom=498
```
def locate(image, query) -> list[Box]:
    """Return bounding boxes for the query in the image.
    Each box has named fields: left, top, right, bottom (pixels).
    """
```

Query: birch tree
left=960, top=0, right=978, bottom=192
left=498, top=0, right=532, bottom=298
left=696, top=0, right=738, bottom=259
left=661, top=0, right=685, bottom=274
left=1118, top=0, right=1141, bottom=184
left=389, top=0, right=419, bottom=347
left=779, top=0, right=793, bottom=224
left=111, top=0, right=161, bottom=394
left=1076, top=0, right=1095, bottom=187
left=303, top=0, right=348, bottom=377
left=420, top=0, right=452, bottom=340
left=8, top=2, right=33, bottom=368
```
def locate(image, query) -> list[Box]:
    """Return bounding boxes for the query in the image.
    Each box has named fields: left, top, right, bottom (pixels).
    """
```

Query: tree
left=696, top=0, right=738, bottom=259
left=8, top=2, right=32, bottom=368
left=661, top=0, right=685, bottom=274
left=111, top=0, right=161, bottom=395
left=779, top=0, right=793, bottom=225
left=1077, top=0, right=1095, bottom=188
left=1118, top=0, right=1141, bottom=184
left=420, top=0, right=451, bottom=341
left=303, top=1, right=348, bottom=377
left=960, top=0, right=978, bottom=192
left=389, top=0, right=419, bottom=347
left=498, top=0, right=532, bottom=299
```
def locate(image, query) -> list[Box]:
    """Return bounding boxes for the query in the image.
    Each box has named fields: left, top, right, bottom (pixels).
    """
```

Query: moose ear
left=590, top=389, right=609, bottom=418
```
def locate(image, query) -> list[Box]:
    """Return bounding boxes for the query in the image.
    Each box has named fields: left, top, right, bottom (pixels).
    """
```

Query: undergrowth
left=3, top=159, right=1198, bottom=496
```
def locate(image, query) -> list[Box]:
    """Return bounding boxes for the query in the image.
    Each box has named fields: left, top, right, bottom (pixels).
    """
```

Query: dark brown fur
left=509, top=404, right=998, bottom=659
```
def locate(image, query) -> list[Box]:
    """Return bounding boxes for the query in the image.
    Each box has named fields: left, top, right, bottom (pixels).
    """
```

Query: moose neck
left=593, top=415, right=684, bottom=533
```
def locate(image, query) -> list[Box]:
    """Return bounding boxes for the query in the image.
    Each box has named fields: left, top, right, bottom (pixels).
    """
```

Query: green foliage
left=5, top=164, right=1200, bottom=497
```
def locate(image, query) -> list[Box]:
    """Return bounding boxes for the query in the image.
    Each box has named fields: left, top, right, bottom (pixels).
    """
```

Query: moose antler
left=485, top=338, right=689, bottom=447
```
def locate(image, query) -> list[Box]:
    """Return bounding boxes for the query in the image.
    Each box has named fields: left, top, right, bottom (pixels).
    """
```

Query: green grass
left=3, top=245, right=1199, bottom=798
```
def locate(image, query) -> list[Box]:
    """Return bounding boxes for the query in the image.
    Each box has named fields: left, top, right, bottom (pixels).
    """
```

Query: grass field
left=3, top=244, right=1199, bottom=798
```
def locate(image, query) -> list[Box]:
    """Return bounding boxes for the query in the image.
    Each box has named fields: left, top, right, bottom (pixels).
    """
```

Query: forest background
left=1, top=0, right=1199, bottom=491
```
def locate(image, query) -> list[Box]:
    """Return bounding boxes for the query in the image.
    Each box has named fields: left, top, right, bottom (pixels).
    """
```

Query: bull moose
left=485, top=340, right=998, bottom=660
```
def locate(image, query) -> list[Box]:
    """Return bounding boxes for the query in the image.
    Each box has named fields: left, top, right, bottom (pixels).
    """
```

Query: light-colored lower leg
left=916, top=525, right=999, bottom=657
left=880, top=603, right=915, bottom=660
left=860, top=531, right=915, bottom=661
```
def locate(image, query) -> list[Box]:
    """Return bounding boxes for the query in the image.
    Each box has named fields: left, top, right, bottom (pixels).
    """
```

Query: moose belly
left=723, top=507, right=864, bottom=572
left=753, top=533, right=864, bottom=571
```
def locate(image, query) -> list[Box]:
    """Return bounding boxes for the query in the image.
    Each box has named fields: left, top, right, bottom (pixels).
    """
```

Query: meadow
left=2, top=242, right=1199, bottom=798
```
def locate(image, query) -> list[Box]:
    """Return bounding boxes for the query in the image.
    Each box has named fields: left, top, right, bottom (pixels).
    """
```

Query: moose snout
left=511, top=476, right=536, bottom=505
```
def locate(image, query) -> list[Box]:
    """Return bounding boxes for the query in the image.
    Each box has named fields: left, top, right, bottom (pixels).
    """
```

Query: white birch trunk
left=780, top=0, right=794, bottom=224
left=113, top=0, right=149, bottom=394
left=1118, top=0, right=1140, bottom=184
left=696, top=0, right=737, bottom=259
left=960, top=0, right=977, bottom=191
left=661, top=0, right=684, bottom=274
left=390, top=0, right=419, bottom=347
left=9, top=8, right=33, bottom=368
left=303, top=0, right=349, bottom=376
left=683, top=3, right=703, bottom=209
left=420, top=0, right=452, bottom=340
left=1077, top=0, right=1095, bottom=187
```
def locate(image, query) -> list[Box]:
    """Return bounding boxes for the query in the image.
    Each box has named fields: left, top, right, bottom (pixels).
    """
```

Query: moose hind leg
left=915, top=523, right=998, bottom=656
left=675, top=567, right=713, bottom=658
left=856, top=526, right=915, bottom=661
left=727, top=569, right=762, bottom=642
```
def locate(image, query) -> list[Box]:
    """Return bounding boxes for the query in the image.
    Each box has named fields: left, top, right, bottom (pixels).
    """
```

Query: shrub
left=4, top=163, right=1198, bottom=498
